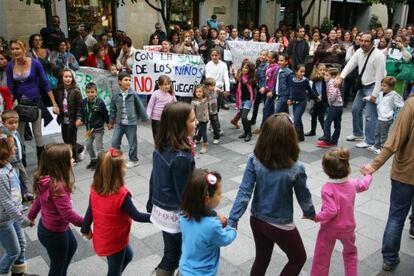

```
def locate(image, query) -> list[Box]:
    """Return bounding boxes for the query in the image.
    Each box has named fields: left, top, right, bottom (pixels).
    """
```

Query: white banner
left=143, top=45, right=162, bottom=52
left=227, top=41, right=280, bottom=68
left=132, top=50, right=205, bottom=97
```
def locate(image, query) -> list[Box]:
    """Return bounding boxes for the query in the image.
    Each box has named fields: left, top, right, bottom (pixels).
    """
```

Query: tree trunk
left=387, top=7, right=394, bottom=28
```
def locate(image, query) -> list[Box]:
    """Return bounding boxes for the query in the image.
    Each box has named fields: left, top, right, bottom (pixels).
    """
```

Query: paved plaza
left=6, top=105, right=414, bottom=276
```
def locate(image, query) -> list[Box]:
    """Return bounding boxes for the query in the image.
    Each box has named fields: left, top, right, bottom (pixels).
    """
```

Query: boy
left=1, top=110, right=33, bottom=203
left=368, top=77, right=404, bottom=155
left=204, top=78, right=221, bottom=144
left=80, top=82, right=109, bottom=169
left=108, top=64, right=119, bottom=96
left=108, top=72, right=147, bottom=168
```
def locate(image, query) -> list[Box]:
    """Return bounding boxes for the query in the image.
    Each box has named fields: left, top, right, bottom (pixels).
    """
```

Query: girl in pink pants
left=311, top=147, right=372, bottom=276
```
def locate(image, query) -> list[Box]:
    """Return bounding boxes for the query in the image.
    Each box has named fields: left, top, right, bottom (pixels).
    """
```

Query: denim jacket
left=256, top=62, right=268, bottom=89
left=147, top=146, right=195, bottom=212
left=228, top=154, right=315, bottom=227
left=273, top=67, right=293, bottom=97
left=110, top=88, right=147, bottom=125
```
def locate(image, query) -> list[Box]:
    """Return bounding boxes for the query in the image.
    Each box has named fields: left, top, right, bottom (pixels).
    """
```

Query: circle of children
left=0, top=17, right=414, bottom=276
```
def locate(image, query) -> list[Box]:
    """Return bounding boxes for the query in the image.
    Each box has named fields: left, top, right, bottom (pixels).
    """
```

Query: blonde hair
left=1, top=110, right=19, bottom=122
left=92, top=148, right=125, bottom=195
left=10, top=39, right=28, bottom=58
left=310, top=63, right=326, bottom=81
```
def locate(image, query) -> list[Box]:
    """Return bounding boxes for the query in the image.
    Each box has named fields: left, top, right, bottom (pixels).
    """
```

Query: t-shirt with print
left=63, top=89, right=70, bottom=124
left=208, top=90, right=218, bottom=115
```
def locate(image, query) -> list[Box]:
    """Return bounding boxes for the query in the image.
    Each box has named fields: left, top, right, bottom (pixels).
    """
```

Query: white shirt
left=340, top=47, right=386, bottom=97
left=83, top=34, right=97, bottom=52
left=204, top=60, right=230, bottom=92
left=376, top=90, right=404, bottom=121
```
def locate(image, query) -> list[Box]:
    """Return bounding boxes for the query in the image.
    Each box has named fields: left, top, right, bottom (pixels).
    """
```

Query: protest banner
left=143, top=45, right=162, bottom=52
left=132, top=50, right=205, bottom=97
left=227, top=41, right=280, bottom=68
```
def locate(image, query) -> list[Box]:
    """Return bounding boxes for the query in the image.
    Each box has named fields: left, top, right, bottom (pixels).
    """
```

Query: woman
left=259, top=24, right=270, bottom=41
left=374, top=27, right=385, bottom=46
left=342, top=30, right=353, bottom=51
left=28, top=34, right=53, bottom=77
left=176, top=31, right=198, bottom=55
left=116, top=36, right=136, bottom=74
left=229, top=114, right=315, bottom=276
left=149, top=33, right=161, bottom=46
left=269, top=29, right=289, bottom=46
left=49, top=38, right=79, bottom=77
left=336, top=28, right=344, bottom=43
left=85, top=42, right=111, bottom=70
left=168, top=30, right=180, bottom=51
left=315, top=29, right=346, bottom=68
left=351, top=26, right=360, bottom=40
left=251, top=29, right=260, bottom=42
left=6, top=39, right=59, bottom=160
left=203, top=28, right=218, bottom=62
left=259, top=32, right=268, bottom=43
left=161, top=40, right=173, bottom=53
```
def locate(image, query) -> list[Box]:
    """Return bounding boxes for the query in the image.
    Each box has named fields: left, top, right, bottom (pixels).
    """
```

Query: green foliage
left=369, top=14, right=382, bottom=29
left=320, top=17, right=333, bottom=34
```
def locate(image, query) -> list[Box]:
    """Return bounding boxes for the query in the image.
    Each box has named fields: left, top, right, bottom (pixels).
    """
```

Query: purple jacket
left=28, top=176, right=83, bottom=232
left=6, top=58, right=51, bottom=101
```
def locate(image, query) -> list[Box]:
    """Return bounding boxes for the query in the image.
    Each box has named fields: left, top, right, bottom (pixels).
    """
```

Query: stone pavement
left=5, top=104, right=414, bottom=276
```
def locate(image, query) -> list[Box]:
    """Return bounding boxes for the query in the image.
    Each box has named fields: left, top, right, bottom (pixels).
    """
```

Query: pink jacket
left=265, top=63, right=278, bottom=93
left=315, top=175, right=372, bottom=232
left=28, top=176, right=84, bottom=232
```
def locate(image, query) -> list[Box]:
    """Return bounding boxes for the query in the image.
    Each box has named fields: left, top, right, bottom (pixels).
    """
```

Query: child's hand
left=266, top=92, right=273, bottom=98
left=287, top=99, right=293, bottom=105
left=75, top=119, right=82, bottom=128
left=302, top=215, right=315, bottom=222
left=259, top=87, right=265, bottom=94
left=217, top=214, right=228, bottom=228
left=317, top=96, right=322, bottom=102
left=29, top=219, right=35, bottom=227
left=107, top=123, right=113, bottom=130
left=223, top=91, right=230, bottom=97
left=369, top=96, right=377, bottom=103
left=83, top=231, right=93, bottom=240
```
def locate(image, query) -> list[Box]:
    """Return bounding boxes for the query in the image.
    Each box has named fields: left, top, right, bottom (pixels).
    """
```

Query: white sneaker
left=219, top=130, right=224, bottom=136
left=212, top=139, right=220, bottom=145
left=367, top=146, right=376, bottom=152
left=356, top=142, right=373, bottom=148
left=373, top=148, right=381, bottom=155
left=78, top=147, right=86, bottom=161
left=126, top=161, right=139, bottom=168
left=346, top=135, right=365, bottom=141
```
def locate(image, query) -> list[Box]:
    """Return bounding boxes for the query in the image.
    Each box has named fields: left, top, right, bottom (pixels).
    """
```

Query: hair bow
left=205, top=173, right=217, bottom=186
left=108, top=147, right=118, bottom=157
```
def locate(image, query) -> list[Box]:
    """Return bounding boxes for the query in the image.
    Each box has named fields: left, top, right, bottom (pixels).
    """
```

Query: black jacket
left=81, top=98, right=109, bottom=130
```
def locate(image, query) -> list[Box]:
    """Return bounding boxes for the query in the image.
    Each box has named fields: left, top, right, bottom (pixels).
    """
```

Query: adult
left=314, top=29, right=346, bottom=68
left=28, top=34, right=53, bottom=77
left=336, top=28, right=344, bottom=43
left=342, top=30, right=353, bottom=51
left=193, top=27, right=204, bottom=46
left=40, top=15, right=65, bottom=51
left=374, top=27, right=385, bottom=47
left=251, top=29, right=260, bottom=42
left=242, top=28, right=251, bottom=41
left=286, top=26, right=309, bottom=69
left=361, top=96, right=414, bottom=271
left=384, top=29, right=393, bottom=43
left=207, top=14, right=219, bottom=30
left=228, top=114, right=315, bottom=276
left=85, top=43, right=111, bottom=70
left=79, top=24, right=97, bottom=53
left=335, top=33, right=386, bottom=148
left=258, top=24, right=270, bottom=41
left=306, top=30, right=321, bottom=75
left=153, top=22, right=167, bottom=42
left=167, top=30, right=180, bottom=50
left=203, top=28, right=218, bottom=62
left=343, top=34, right=361, bottom=106
left=99, top=33, right=116, bottom=64
left=50, top=38, right=79, bottom=77
left=351, top=26, right=360, bottom=40
left=160, top=40, right=173, bottom=53
left=269, top=29, right=289, bottom=46
left=259, top=32, right=267, bottom=43
left=176, top=31, right=198, bottom=55
left=148, top=33, right=161, bottom=46
left=227, top=27, right=240, bottom=41
left=116, top=36, right=136, bottom=74
left=200, top=25, right=209, bottom=40
left=6, top=39, right=59, bottom=160
left=70, top=30, right=88, bottom=64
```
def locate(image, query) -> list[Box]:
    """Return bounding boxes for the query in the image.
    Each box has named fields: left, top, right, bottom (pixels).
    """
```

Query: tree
left=362, top=0, right=414, bottom=28
left=272, top=0, right=318, bottom=27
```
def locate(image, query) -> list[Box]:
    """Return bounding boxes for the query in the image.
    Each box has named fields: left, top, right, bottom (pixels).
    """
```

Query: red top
left=0, top=86, right=13, bottom=110
left=84, top=54, right=111, bottom=70
left=90, top=186, right=132, bottom=256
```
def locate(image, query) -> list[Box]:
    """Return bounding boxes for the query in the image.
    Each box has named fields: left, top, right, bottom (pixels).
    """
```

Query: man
left=361, top=95, right=414, bottom=272
left=207, top=14, right=219, bottom=30
left=384, top=28, right=393, bottom=42
left=335, top=33, right=386, bottom=148
left=200, top=25, right=209, bottom=40
left=71, top=28, right=89, bottom=64
left=242, top=28, right=251, bottom=41
left=79, top=24, right=97, bottom=52
left=40, top=15, right=65, bottom=50
left=154, top=22, right=166, bottom=42
left=286, top=26, right=310, bottom=69
left=226, top=27, right=240, bottom=41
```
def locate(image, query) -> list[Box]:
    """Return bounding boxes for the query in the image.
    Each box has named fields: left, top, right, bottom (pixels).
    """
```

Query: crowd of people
left=0, top=13, right=414, bottom=276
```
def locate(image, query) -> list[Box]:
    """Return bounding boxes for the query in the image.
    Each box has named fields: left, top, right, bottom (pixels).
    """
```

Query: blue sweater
left=179, top=215, right=237, bottom=276
left=288, top=77, right=317, bottom=102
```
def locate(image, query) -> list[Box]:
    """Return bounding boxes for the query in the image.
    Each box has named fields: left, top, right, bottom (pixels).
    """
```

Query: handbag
left=46, top=73, right=58, bottom=90
left=396, top=61, right=414, bottom=81
left=14, top=98, right=39, bottom=122
left=353, top=47, right=374, bottom=91
left=385, top=58, right=401, bottom=77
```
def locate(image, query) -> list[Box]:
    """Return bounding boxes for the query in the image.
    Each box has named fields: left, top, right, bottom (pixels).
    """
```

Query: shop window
left=238, top=0, right=260, bottom=29
left=170, top=0, right=193, bottom=30
left=66, top=0, right=113, bottom=39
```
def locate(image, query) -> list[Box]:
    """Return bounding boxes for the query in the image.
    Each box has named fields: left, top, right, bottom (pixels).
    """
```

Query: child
left=28, top=143, right=84, bottom=276
left=54, top=68, right=85, bottom=162
left=288, top=64, right=318, bottom=141
left=108, top=72, right=148, bottom=168
left=305, top=63, right=327, bottom=137
left=81, top=82, right=109, bottom=169
left=179, top=169, right=237, bottom=275
left=235, top=62, right=256, bottom=142
left=204, top=78, right=221, bottom=145
left=108, top=64, right=120, bottom=96
left=274, top=53, right=293, bottom=114
left=368, top=77, right=404, bottom=155
left=191, top=85, right=209, bottom=153
left=1, top=111, right=33, bottom=202
left=250, top=50, right=268, bottom=126
left=81, top=148, right=151, bottom=275
left=311, top=147, right=372, bottom=276
left=146, top=75, right=177, bottom=142
left=147, top=102, right=196, bottom=276
left=229, top=58, right=250, bottom=129
left=0, top=131, right=35, bottom=276
left=229, top=114, right=315, bottom=275
left=317, top=68, right=343, bottom=148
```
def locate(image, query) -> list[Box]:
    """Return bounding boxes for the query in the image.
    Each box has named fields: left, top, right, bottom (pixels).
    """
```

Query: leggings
left=250, top=216, right=306, bottom=276
left=17, top=108, right=43, bottom=147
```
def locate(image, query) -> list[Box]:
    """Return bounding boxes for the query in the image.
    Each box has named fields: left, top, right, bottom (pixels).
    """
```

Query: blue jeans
left=275, top=95, right=289, bottom=114
left=323, top=106, right=343, bottom=144
left=195, top=122, right=208, bottom=143
left=158, top=231, right=182, bottom=272
left=107, top=245, right=133, bottom=276
left=382, top=179, right=414, bottom=264
left=292, top=100, right=307, bottom=131
left=260, top=95, right=275, bottom=128
left=351, top=85, right=378, bottom=144
left=111, top=124, right=138, bottom=161
left=38, top=220, right=77, bottom=276
left=0, top=222, right=26, bottom=274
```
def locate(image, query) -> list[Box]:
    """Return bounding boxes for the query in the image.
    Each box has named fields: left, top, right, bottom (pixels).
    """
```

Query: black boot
left=241, top=111, right=252, bottom=142
left=304, top=131, right=316, bottom=136
left=296, top=128, right=305, bottom=142
left=36, top=146, right=44, bottom=162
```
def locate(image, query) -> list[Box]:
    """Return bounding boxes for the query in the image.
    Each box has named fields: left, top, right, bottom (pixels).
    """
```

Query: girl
left=179, top=169, right=237, bottom=275
left=28, top=143, right=84, bottom=276
left=81, top=148, right=151, bottom=275
left=147, top=102, right=197, bottom=276
left=229, top=114, right=315, bottom=276
left=316, top=68, right=343, bottom=148
left=288, top=64, right=318, bottom=141
left=0, top=132, right=34, bottom=276
left=305, top=63, right=327, bottom=138
left=235, top=62, right=256, bottom=142
left=311, top=148, right=372, bottom=276
left=250, top=50, right=268, bottom=126
left=146, top=75, right=177, bottom=142
left=53, top=68, right=85, bottom=162
left=191, top=85, right=209, bottom=154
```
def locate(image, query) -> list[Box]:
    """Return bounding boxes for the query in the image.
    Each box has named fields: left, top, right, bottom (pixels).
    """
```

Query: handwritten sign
left=133, top=50, right=205, bottom=97
left=143, top=45, right=162, bottom=52
left=227, top=41, right=280, bottom=68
